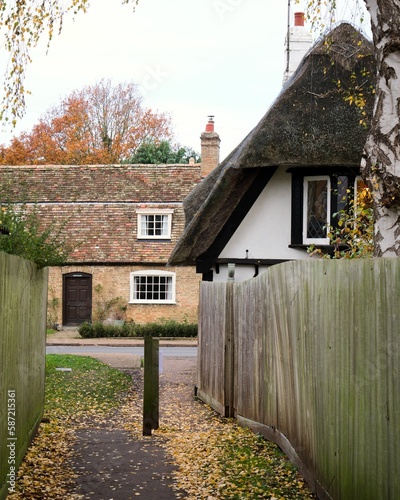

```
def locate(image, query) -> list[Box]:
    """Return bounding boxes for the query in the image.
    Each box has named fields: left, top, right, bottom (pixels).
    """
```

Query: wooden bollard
left=143, top=336, right=159, bottom=436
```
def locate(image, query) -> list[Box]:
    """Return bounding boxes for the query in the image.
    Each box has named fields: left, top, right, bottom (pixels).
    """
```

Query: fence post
left=224, top=281, right=235, bottom=417
left=143, top=336, right=159, bottom=436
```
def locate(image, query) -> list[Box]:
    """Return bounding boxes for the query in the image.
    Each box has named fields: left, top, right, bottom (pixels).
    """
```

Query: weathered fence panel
left=198, top=258, right=400, bottom=500
left=197, top=282, right=234, bottom=416
left=0, top=252, right=48, bottom=500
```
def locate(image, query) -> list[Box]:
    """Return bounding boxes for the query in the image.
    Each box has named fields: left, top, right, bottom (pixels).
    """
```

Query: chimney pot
left=294, top=12, right=305, bottom=27
left=205, top=115, right=215, bottom=132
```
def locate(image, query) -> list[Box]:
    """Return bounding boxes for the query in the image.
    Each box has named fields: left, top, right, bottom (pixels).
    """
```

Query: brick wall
left=48, top=264, right=201, bottom=326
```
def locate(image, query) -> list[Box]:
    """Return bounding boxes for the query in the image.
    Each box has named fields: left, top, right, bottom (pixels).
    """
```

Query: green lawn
left=44, top=354, right=132, bottom=422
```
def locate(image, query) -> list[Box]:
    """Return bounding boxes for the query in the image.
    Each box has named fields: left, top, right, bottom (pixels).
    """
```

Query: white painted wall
left=212, top=264, right=271, bottom=283
left=213, top=166, right=309, bottom=283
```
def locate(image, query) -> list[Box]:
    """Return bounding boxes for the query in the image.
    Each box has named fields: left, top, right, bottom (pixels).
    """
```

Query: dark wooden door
left=63, top=273, right=92, bottom=325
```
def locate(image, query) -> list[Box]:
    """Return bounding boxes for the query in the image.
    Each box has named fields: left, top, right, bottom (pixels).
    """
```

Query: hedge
left=78, top=320, right=198, bottom=338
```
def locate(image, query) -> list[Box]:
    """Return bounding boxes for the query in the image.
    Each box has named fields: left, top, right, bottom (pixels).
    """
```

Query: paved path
left=73, top=428, right=179, bottom=499
left=50, top=330, right=197, bottom=499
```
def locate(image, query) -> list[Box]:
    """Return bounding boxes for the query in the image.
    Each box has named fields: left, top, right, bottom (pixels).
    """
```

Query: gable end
left=196, top=167, right=278, bottom=273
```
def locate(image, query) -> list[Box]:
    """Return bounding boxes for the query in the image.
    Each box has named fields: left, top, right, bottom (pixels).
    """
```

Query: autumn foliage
left=0, top=79, right=173, bottom=165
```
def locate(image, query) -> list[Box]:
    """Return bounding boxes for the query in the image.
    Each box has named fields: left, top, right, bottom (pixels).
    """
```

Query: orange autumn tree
left=0, top=79, right=173, bottom=165
left=0, top=134, right=31, bottom=165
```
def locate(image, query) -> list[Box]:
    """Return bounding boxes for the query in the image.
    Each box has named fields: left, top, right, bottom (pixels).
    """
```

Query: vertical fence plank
left=197, top=282, right=230, bottom=415
left=0, top=253, right=48, bottom=500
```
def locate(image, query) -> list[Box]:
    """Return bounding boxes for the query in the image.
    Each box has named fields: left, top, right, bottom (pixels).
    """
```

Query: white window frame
left=136, top=209, right=173, bottom=239
left=303, top=176, right=331, bottom=245
left=129, top=270, right=176, bottom=304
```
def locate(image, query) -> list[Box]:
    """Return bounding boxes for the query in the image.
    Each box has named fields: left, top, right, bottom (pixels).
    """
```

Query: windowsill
left=129, top=301, right=176, bottom=305
left=289, top=243, right=348, bottom=251
left=137, top=237, right=172, bottom=241
left=289, top=244, right=333, bottom=249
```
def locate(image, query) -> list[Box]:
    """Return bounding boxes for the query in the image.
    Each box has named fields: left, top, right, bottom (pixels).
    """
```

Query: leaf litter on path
left=121, top=357, right=316, bottom=499
left=9, top=355, right=316, bottom=499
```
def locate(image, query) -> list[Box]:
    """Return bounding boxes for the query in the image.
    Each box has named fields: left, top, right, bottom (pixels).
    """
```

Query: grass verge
left=8, top=355, right=132, bottom=499
left=44, top=354, right=131, bottom=423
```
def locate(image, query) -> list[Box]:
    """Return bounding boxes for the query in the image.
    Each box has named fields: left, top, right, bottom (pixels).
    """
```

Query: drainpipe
left=286, top=0, right=291, bottom=75
left=227, top=263, right=235, bottom=283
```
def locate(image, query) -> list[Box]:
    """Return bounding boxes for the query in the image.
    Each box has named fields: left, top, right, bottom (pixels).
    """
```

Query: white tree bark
left=362, top=0, right=400, bottom=256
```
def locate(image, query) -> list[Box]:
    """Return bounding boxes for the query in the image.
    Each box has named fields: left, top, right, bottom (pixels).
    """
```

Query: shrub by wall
left=78, top=319, right=198, bottom=338
left=0, top=253, right=48, bottom=500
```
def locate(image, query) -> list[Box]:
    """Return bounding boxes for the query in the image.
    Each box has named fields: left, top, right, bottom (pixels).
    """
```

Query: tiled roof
left=0, top=164, right=202, bottom=263
left=0, top=164, right=201, bottom=202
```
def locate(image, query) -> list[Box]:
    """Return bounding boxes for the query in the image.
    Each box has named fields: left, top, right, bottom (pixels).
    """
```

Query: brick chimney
left=283, top=12, right=313, bottom=84
left=200, top=116, right=220, bottom=178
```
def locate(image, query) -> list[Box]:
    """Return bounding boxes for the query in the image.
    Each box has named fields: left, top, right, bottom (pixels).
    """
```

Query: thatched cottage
left=169, top=23, right=376, bottom=282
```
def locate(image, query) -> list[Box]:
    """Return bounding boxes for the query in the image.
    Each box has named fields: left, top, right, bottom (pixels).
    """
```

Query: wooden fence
left=0, top=252, right=48, bottom=500
left=197, top=258, right=400, bottom=499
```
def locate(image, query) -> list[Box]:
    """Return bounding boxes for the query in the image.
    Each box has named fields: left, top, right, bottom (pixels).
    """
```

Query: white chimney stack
left=283, top=12, right=313, bottom=84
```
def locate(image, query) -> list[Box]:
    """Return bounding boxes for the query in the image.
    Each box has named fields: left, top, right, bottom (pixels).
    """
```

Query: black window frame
left=290, top=167, right=359, bottom=247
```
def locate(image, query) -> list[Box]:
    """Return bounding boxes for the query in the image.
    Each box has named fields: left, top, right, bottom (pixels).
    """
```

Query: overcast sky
left=1, top=0, right=370, bottom=161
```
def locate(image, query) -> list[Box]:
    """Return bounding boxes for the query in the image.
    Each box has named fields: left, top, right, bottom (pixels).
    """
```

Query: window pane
left=159, top=277, right=166, bottom=300
left=307, top=179, right=328, bottom=239
left=165, top=278, right=172, bottom=300
left=154, top=215, right=163, bottom=236
left=337, top=176, right=349, bottom=212
left=133, top=275, right=173, bottom=302
left=141, top=214, right=169, bottom=236
left=152, top=276, right=160, bottom=299
left=146, top=216, right=153, bottom=235
left=141, top=216, right=147, bottom=235
left=162, top=215, right=168, bottom=234
left=136, top=276, right=147, bottom=300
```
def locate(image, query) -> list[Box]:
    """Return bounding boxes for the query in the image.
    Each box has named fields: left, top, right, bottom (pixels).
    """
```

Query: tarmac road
left=46, top=345, right=197, bottom=357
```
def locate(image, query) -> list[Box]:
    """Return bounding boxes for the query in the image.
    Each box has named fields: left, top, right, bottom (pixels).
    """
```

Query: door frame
left=62, top=272, right=92, bottom=326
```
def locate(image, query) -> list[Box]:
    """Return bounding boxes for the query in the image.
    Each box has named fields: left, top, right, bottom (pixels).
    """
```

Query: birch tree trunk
left=361, top=0, right=400, bottom=256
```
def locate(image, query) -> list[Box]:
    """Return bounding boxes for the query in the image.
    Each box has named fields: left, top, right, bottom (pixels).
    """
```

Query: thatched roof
left=168, top=23, right=375, bottom=267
